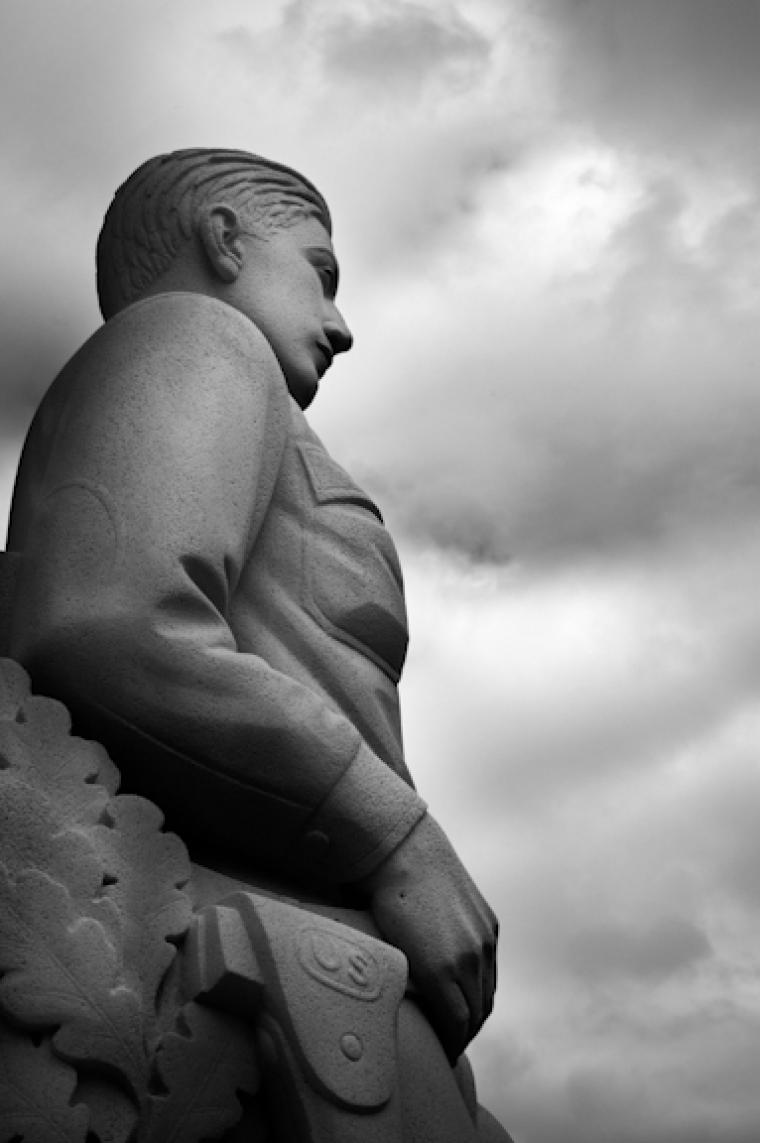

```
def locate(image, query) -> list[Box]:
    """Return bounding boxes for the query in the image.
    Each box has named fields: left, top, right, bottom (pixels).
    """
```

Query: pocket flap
left=299, top=444, right=383, bottom=522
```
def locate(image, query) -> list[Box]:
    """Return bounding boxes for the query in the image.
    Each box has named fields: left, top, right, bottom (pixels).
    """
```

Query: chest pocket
left=298, top=443, right=408, bottom=683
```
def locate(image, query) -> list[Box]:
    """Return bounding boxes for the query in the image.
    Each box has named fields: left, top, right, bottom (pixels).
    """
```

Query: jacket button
left=340, top=1033, right=363, bottom=1061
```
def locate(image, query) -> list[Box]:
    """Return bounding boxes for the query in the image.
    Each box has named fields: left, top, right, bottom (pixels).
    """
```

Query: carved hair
left=96, top=148, right=332, bottom=320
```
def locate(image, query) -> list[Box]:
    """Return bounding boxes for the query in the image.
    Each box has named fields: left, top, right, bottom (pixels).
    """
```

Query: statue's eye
left=306, top=247, right=339, bottom=298
left=317, top=265, right=336, bottom=297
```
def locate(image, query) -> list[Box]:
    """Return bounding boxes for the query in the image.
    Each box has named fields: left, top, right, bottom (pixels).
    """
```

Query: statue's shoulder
left=10, top=295, right=289, bottom=546
left=40, top=292, right=288, bottom=431
left=95, top=291, right=282, bottom=381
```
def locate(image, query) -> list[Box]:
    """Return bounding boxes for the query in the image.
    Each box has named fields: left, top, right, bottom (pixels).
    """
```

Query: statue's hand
left=358, top=812, right=498, bottom=1063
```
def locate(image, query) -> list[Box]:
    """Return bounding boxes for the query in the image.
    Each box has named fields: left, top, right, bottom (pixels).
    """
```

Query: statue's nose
left=324, top=307, right=353, bottom=356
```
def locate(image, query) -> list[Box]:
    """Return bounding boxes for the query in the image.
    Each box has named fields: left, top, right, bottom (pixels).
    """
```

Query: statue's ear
left=198, top=204, right=243, bottom=283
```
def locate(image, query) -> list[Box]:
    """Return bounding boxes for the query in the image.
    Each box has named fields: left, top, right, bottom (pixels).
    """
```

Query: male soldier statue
left=6, top=149, right=508, bottom=1141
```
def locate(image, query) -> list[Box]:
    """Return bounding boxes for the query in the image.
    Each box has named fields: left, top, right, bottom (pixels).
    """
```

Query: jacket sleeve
left=9, top=293, right=425, bottom=883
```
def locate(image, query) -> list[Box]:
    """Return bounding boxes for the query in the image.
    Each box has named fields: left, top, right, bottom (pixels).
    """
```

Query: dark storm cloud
left=0, top=158, right=102, bottom=430
left=565, top=916, right=711, bottom=982
left=0, top=323, right=72, bottom=435
left=540, top=0, right=760, bottom=160
left=0, top=0, right=251, bottom=434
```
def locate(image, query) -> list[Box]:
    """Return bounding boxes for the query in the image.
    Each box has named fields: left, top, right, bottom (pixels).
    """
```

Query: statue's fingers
left=416, top=968, right=471, bottom=1063
left=454, top=948, right=487, bottom=1044
left=482, top=935, right=497, bottom=1024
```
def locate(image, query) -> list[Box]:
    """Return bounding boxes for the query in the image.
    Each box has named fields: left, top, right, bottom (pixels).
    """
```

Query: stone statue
left=0, top=149, right=511, bottom=1142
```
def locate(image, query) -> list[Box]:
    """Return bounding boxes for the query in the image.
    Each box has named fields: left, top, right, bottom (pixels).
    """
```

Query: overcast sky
left=3, top=2, right=760, bottom=1140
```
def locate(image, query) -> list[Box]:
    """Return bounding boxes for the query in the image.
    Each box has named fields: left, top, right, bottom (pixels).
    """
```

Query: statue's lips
left=315, top=342, right=333, bottom=376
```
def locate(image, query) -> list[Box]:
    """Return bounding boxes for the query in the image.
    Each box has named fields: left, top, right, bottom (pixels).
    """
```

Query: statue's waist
left=230, top=591, right=409, bottom=781
left=189, top=848, right=382, bottom=939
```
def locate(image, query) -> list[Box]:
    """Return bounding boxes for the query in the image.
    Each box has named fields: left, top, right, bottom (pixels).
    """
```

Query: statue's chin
left=287, top=374, right=319, bottom=410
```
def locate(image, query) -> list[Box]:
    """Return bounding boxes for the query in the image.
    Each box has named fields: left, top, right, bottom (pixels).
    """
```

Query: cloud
left=6, top=0, right=760, bottom=574
left=0, top=1, right=292, bottom=433
left=318, top=1, right=492, bottom=95
left=396, top=535, right=760, bottom=1141
left=328, top=158, right=760, bottom=567
left=305, top=3, right=760, bottom=571
left=565, top=916, right=711, bottom=983
left=4, top=3, right=760, bottom=1139
left=538, top=0, right=760, bottom=167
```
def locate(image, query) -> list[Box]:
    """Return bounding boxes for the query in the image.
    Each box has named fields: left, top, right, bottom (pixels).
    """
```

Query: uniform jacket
left=7, top=292, right=426, bottom=887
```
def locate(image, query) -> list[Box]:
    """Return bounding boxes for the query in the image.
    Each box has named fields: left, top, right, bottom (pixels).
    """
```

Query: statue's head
left=96, top=148, right=352, bottom=408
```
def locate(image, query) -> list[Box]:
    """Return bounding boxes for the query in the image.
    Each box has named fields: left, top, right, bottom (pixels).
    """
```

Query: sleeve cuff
left=293, top=744, right=427, bottom=883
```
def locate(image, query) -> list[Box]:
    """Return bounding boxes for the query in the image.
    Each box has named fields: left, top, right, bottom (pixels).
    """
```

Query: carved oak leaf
left=0, top=1021, right=89, bottom=1143
left=0, top=658, right=28, bottom=721
left=142, top=1001, right=260, bottom=1143
left=0, top=770, right=124, bottom=974
left=0, top=772, right=106, bottom=906
left=0, top=687, right=119, bottom=826
left=74, top=1076, right=138, bottom=1143
left=0, top=865, right=147, bottom=1104
left=88, top=795, right=192, bottom=1027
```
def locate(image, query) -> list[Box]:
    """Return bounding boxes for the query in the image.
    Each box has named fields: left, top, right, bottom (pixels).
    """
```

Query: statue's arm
left=9, top=293, right=425, bottom=882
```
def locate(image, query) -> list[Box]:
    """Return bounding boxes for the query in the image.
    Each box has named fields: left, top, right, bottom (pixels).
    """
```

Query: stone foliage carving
left=0, top=658, right=259, bottom=1143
